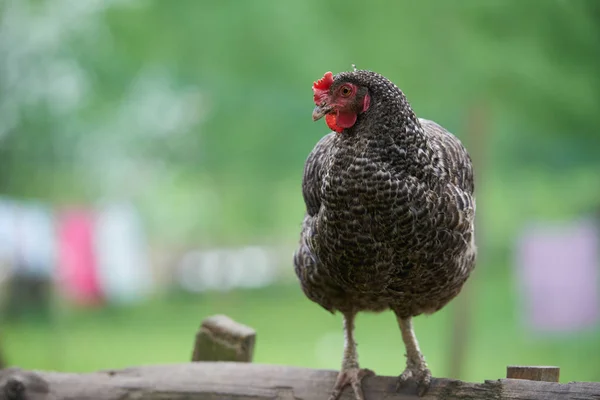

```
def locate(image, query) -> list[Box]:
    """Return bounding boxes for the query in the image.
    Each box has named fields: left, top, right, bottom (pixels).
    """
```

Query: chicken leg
left=396, top=315, right=432, bottom=396
left=328, top=312, right=374, bottom=400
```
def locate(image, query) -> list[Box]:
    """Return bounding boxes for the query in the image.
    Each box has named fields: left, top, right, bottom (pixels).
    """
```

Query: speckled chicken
left=293, top=69, right=477, bottom=399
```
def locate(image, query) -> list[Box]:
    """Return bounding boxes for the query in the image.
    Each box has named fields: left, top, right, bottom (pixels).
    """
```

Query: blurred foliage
left=0, top=0, right=598, bottom=250
left=1, top=0, right=600, bottom=383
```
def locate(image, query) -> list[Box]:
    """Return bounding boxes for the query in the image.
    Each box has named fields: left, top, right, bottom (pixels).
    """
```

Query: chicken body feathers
left=294, top=71, right=476, bottom=318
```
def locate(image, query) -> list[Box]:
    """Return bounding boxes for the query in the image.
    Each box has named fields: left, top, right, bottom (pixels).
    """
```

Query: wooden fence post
left=191, top=314, right=256, bottom=362
left=507, top=365, right=560, bottom=382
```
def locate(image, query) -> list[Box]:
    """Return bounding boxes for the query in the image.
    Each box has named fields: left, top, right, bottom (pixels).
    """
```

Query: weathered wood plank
left=1, top=362, right=598, bottom=400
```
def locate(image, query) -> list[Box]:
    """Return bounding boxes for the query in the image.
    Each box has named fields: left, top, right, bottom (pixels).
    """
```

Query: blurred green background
left=1, top=0, right=600, bottom=385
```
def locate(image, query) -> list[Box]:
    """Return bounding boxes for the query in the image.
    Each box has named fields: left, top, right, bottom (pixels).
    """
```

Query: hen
left=293, top=69, right=476, bottom=399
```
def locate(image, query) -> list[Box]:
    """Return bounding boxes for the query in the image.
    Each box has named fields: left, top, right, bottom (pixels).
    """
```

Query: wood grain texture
left=1, top=362, right=598, bottom=400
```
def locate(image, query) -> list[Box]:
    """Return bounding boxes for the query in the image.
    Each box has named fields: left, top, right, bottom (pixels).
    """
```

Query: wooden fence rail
left=1, top=314, right=598, bottom=400
left=3, top=362, right=600, bottom=400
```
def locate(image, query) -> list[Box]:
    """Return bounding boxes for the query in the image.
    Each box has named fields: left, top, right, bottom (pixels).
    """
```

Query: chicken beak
left=312, top=104, right=333, bottom=121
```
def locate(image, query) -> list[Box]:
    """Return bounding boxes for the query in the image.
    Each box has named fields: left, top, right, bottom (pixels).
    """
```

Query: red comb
left=313, top=71, right=334, bottom=105
left=313, top=71, right=334, bottom=91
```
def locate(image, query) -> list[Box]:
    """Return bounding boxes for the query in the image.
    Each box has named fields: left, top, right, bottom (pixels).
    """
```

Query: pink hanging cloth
left=56, top=208, right=104, bottom=306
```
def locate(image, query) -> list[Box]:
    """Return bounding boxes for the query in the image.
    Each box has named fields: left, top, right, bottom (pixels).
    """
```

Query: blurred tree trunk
left=0, top=133, right=12, bottom=370
left=0, top=133, right=15, bottom=195
left=447, top=101, right=489, bottom=379
left=0, top=338, right=5, bottom=369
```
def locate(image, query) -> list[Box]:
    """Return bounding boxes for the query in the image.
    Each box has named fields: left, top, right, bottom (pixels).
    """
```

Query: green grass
left=3, top=264, right=599, bottom=383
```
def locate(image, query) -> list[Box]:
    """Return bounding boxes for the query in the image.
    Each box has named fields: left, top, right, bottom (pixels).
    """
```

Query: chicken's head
left=312, top=71, right=371, bottom=133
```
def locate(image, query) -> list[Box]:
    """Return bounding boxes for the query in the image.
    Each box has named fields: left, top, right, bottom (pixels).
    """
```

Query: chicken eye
left=340, top=85, right=352, bottom=97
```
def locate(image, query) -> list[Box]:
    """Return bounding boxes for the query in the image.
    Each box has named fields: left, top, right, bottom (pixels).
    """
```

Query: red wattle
left=325, top=113, right=343, bottom=133
left=335, top=112, right=357, bottom=129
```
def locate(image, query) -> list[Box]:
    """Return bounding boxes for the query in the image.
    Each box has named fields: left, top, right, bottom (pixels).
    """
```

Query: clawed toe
left=328, top=367, right=375, bottom=400
left=396, top=366, right=432, bottom=397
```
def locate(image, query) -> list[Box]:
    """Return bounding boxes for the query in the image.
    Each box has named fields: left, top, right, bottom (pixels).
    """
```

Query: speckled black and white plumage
left=293, top=70, right=476, bottom=399
left=295, top=70, right=476, bottom=317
